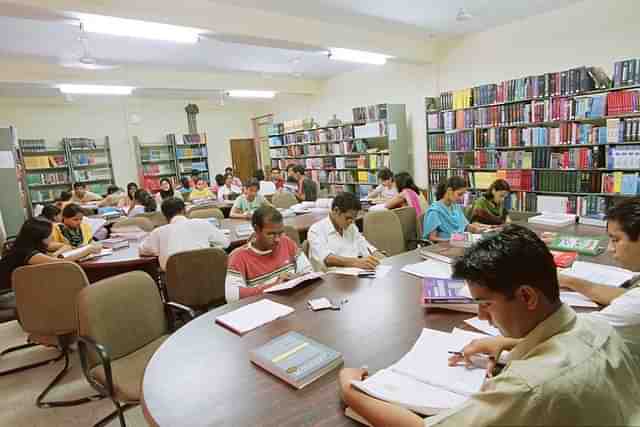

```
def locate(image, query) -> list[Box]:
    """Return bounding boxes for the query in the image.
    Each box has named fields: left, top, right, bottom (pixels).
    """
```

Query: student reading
left=367, top=168, right=397, bottom=200
left=229, top=179, right=271, bottom=219
left=308, top=192, right=383, bottom=271
left=339, top=225, right=640, bottom=426
left=70, top=182, right=103, bottom=204
left=52, top=203, right=95, bottom=247
left=423, top=176, right=488, bottom=241
left=140, top=197, right=230, bottom=271
left=467, top=179, right=511, bottom=225
left=224, top=206, right=312, bottom=301
left=384, top=172, right=427, bottom=218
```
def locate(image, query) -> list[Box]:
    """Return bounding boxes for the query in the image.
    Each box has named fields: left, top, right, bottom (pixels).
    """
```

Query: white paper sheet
left=561, top=261, right=634, bottom=287
left=401, top=259, right=452, bottom=279
left=560, top=291, right=599, bottom=308
left=464, top=317, right=501, bottom=337
left=215, top=299, right=294, bottom=335
left=328, top=265, right=391, bottom=278
left=264, top=272, right=324, bottom=293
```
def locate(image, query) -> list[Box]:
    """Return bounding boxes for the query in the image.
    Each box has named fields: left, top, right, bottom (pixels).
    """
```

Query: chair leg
left=36, top=349, right=104, bottom=408
left=0, top=341, right=64, bottom=376
left=93, top=401, right=137, bottom=427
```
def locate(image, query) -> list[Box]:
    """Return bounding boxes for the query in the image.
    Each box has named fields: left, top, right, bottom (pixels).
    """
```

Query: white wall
left=0, top=96, right=258, bottom=186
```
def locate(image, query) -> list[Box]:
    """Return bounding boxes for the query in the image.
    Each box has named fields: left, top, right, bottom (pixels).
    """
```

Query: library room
left=2, top=1, right=640, bottom=426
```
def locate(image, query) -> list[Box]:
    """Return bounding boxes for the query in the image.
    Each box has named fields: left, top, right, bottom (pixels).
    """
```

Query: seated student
left=54, top=191, right=72, bottom=210
left=308, top=192, right=383, bottom=271
left=40, top=204, right=62, bottom=223
left=117, top=182, right=138, bottom=212
left=224, top=166, right=244, bottom=188
left=128, top=189, right=157, bottom=217
left=367, top=168, right=397, bottom=201
left=384, top=172, right=426, bottom=218
left=70, top=182, right=103, bottom=204
left=283, top=176, right=299, bottom=194
left=292, top=165, right=318, bottom=202
left=98, top=185, right=125, bottom=208
left=423, top=176, right=488, bottom=242
left=286, top=164, right=296, bottom=180
left=177, top=177, right=192, bottom=197
left=469, top=179, right=511, bottom=225
left=154, top=178, right=182, bottom=207
left=139, top=198, right=230, bottom=271
left=217, top=174, right=242, bottom=201
left=230, top=179, right=271, bottom=219
left=39, top=204, right=72, bottom=255
left=52, top=203, right=96, bottom=248
left=339, top=225, right=640, bottom=427
left=225, top=206, right=312, bottom=302
left=0, top=218, right=101, bottom=290
left=210, top=174, right=224, bottom=198
left=270, top=166, right=284, bottom=190
left=189, top=178, right=215, bottom=201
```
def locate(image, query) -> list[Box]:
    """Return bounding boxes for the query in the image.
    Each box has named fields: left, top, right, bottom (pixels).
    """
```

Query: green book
left=548, top=234, right=606, bottom=256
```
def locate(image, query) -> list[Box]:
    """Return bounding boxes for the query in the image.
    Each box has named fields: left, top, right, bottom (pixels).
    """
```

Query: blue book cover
left=621, top=174, right=638, bottom=195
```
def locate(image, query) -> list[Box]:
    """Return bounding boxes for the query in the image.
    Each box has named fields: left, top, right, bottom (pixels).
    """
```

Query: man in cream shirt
left=339, top=225, right=640, bottom=426
left=140, top=197, right=230, bottom=270
left=307, top=192, right=383, bottom=272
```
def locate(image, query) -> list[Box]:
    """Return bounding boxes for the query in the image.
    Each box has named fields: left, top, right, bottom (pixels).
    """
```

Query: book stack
left=471, top=83, right=498, bottom=106
left=613, top=59, right=640, bottom=87
left=181, top=133, right=207, bottom=144
left=474, top=150, right=498, bottom=169
left=606, top=145, right=640, bottom=168
left=427, top=112, right=443, bottom=130
left=606, top=90, right=640, bottom=115
left=352, top=104, right=387, bottom=122
left=547, top=234, right=605, bottom=256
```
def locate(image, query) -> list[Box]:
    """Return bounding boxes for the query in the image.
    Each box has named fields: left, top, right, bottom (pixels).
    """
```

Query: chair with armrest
left=111, top=217, right=154, bottom=233
left=165, top=247, right=228, bottom=312
left=363, top=210, right=405, bottom=256
left=393, top=206, right=418, bottom=251
left=271, top=192, right=298, bottom=209
left=2, top=262, right=103, bottom=408
left=77, top=270, right=194, bottom=427
left=137, top=211, right=168, bottom=228
left=188, top=207, right=224, bottom=220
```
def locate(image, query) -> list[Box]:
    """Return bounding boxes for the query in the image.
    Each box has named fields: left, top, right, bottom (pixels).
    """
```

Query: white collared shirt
left=139, top=215, right=230, bottom=270
left=307, top=216, right=376, bottom=270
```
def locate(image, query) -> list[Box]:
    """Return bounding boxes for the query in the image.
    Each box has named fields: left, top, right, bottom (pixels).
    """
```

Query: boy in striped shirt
left=225, top=206, right=313, bottom=302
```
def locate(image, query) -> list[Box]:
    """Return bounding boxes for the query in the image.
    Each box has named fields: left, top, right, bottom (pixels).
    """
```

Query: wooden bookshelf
left=269, top=104, right=409, bottom=198
left=426, top=61, right=640, bottom=220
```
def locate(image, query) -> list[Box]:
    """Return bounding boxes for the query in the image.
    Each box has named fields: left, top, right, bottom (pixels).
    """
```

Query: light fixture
left=227, top=90, right=276, bottom=99
left=73, top=12, right=203, bottom=44
left=456, top=7, right=473, bottom=22
left=328, top=48, right=392, bottom=65
left=57, top=84, right=134, bottom=96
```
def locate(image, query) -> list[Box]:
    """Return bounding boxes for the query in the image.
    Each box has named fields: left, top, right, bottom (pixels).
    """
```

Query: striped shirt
left=224, top=235, right=313, bottom=302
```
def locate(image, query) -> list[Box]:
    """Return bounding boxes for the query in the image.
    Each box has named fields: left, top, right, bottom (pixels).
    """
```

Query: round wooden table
left=80, top=242, right=159, bottom=283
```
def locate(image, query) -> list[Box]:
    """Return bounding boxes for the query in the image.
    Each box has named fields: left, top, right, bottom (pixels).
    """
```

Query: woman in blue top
left=423, top=176, right=489, bottom=242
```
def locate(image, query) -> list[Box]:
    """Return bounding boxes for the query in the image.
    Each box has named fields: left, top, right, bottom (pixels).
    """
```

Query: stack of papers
left=215, top=299, right=294, bottom=335
left=401, top=259, right=452, bottom=279
left=528, top=213, right=576, bottom=228
left=561, top=261, right=634, bottom=287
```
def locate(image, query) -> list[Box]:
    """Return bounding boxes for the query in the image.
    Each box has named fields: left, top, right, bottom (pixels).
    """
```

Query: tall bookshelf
left=426, top=62, right=640, bottom=223
left=134, top=136, right=178, bottom=192
left=167, top=133, right=210, bottom=184
left=268, top=104, right=409, bottom=198
left=64, top=137, right=115, bottom=196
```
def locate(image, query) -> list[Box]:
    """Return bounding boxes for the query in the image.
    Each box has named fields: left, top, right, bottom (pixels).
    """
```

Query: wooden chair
left=188, top=207, right=224, bottom=220
left=393, top=207, right=419, bottom=250
left=111, top=217, right=154, bottom=233
left=283, top=225, right=301, bottom=247
left=363, top=210, right=405, bottom=256
left=271, top=192, right=298, bottom=209
left=165, top=248, right=228, bottom=311
left=77, top=271, right=193, bottom=427
left=137, top=211, right=168, bottom=228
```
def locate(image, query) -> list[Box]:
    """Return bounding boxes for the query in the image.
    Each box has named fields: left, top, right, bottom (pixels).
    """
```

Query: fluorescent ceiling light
left=57, top=84, right=134, bottom=96
left=328, top=48, right=392, bottom=65
left=74, top=12, right=202, bottom=44
left=228, top=90, right=276, bottom=99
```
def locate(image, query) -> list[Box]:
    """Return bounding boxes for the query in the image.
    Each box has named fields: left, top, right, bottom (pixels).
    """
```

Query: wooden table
left=80, top=241, right=159, bottom=283
left=141, top=250, right=470, bottom=427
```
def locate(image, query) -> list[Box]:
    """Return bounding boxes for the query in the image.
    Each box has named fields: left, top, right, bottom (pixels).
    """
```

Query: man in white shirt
left=71, top=182, right=103, bottom=204
left=139, top=197, right=230, bottom=270
left=559, top=198, right=640, bottom=355
left=308, top=192, right=383, bottom=271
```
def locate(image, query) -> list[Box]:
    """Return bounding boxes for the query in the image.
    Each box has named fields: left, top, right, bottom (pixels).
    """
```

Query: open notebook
left=560, top=261, right=634, bottom=287
left=349, top=328, right=488, bottom=418
left=264, top=272, right=324, bottom=293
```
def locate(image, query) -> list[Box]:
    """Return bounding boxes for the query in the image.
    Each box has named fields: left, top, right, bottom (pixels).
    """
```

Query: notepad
left=215, top=299, right=294, bottom=335
left=464, top=317, right=501, bottom=337
left=561, top=261, right=634, bottom=287
left=401, top=259, right=452, bottom=279
left=264, top=272, right=324, bottom=293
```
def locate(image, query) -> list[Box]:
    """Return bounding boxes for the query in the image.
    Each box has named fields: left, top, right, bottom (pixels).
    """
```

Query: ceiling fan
left=60, top=23, right=120, bottom=71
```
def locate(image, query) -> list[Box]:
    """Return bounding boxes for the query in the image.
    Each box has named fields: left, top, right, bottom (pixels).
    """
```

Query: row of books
left=428, top=132, right=474, bottom=152
left=443, top=110, right=474, bottom=130
left=71, top=153, right=108, bottom=167
left=142, top=163, right=176, bottom=176
left=65, top=138, right=98, bottom=150
left=606, top=145, right=640, bottom=169
left=531, top=147, right=605, bottom=169
left=141, top=148, right=173, bottom=162
left=19, top=139, right=47, bottom=152
left=354, top=120, right=388, bottom=139
left=353, top=104, right=388, bottom=123
left=25, top=171, right=69, bottom=186
left=23, top=155, right=66, bottom=170
left=268, top=119, right=315, bottom=136
left=73, top=168, right=111, bottom=182
left=427, top=112, right=444, bottom=130
left=180, top=134, right=207, bottom=145
left=608, top=118, right=640, bottom=142
left=178, top=160, right=208, bottom=173
left=176, top=146, right=207, bottom=159
left=601, top=172, right=640, bottom=195
left=269, top=125, right=354, bottom=146
left=475, top=124, right=607, bottom=148
left=30, top=189, right=61, bottom=203
left=270, top=140, right=370, bottom=158
left=613, top=59, right=640, bottom=88
left=428, top=153, right=456, bottom=169
left=427, top=168, right=470, bottom=188
left=316, top=170, right=377, bottom=185
left=607, top=90, right=640, bottom=115
left=449, top=152, right=475, bottom=169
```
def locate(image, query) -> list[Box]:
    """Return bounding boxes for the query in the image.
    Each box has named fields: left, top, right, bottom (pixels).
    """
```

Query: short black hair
left=606, top=198, right=640, bottom=241
left=377, top=168, right=394, bottom=181
left=225, top=167, right=233, bottom=173
left=252, top=206, right=283, bottom=229
left=57, top=191, right=72, bottom=202
left=73, top=182, right=86, bottom=190
left=161, top=197, right=186, bottom=221
left=485, top=179, right=511, bottom=200
left=452, top=224, right=559, bottom=302
left=254, top=169, right=265, bottom=181
left=106, top=185, right=121, bottom=195
left=292, top=165, right=305, bottom=175
left=40, top=204, right=61, bottom=222
left=246, top=178, right=260, bottom=190
left=134, top=189, right=157, bottom=212
left=62, top=203, right=84, bottom=218
left=332, top=192, right=362, bottom=213
left=214, top=174, right=225, bottom=186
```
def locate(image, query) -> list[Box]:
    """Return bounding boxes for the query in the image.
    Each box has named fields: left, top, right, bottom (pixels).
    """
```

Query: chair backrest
left=77, top=271, right=166, bottom=367
left=138, top=211, right=168, bottom=228
left=271, top=192, right=298, bottom=209
left=363, top=210, right=405, bottom=256
left=188, top=207, right=224, bottom=220
left=13, top=262, right=89, bottom=336
left=112, top=217, right=154, bottom=233
left=393, top=206, right=418, bottom=250
left=259, top=181, right=277, bottom=196
left=283, top=225, right=300, bottom=247
left=165, top=248, right=228, bottom=308
left=302, top=240, right=310, bottom=257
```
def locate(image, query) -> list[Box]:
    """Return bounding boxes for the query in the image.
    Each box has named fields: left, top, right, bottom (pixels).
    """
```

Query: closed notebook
left=422, top=277, right=478, bottom=314
left=250, top=331, right=343, bottom=389
left=215, top=299, right=294, bottom=335
left=548, top=235, right=605, bottom=256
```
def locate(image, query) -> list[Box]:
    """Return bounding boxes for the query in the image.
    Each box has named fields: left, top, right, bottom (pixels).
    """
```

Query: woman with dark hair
left=52, top=203, right=96, bottom=247
left=254, top=169, right=265, bottom=182
left=154, top=178, right=182, bottom=207
left=384, top=172, right=427, bottom=218
left=40, top=204, right=62, bottom=223
left=54, top=191, right=72, bottom=210
left=118, top=182, right=138, bottom=212
left=129, top=190, right=157, bottom=217
left=423, top=176, right=488, bottom=241
left=469, top=179, right=511, bottom=225
left=99, top=185, right=125, bottom=207
left=0, top=218, right=100, bottom=290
